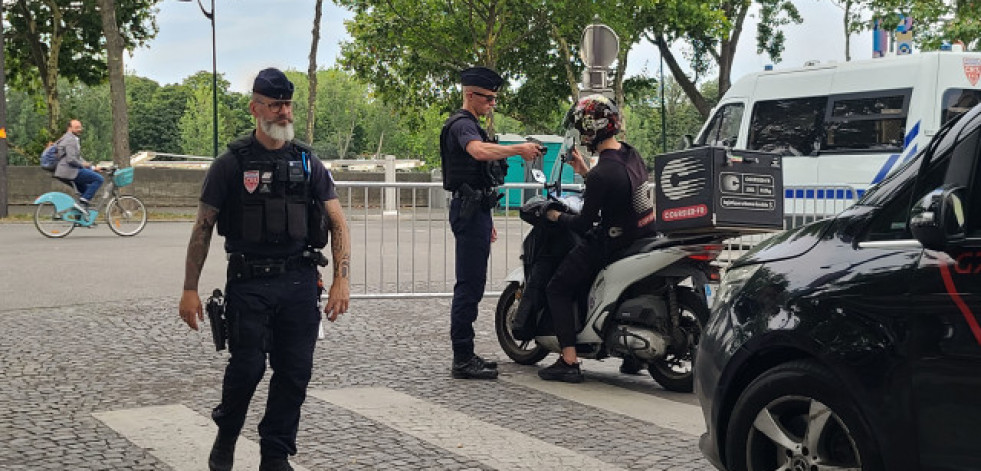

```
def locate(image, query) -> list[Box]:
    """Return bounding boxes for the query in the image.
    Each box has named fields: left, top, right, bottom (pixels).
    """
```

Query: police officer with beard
left=178, top=68, right=351, bottom=471
left=440, top=66, right=542, bottom=379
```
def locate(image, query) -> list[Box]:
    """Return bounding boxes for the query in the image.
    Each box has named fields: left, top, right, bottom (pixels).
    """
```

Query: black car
left=695, top=105, right=981, bottom=471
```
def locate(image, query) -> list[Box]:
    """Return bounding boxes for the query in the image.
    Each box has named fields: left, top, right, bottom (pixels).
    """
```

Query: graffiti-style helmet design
left=571, top=94, right=621, bottom=152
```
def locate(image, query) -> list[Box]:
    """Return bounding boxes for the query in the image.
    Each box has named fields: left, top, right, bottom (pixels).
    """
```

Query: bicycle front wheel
left=106, top=195, right=147, bottom=236
left=34, top=202, right=76, bottom=238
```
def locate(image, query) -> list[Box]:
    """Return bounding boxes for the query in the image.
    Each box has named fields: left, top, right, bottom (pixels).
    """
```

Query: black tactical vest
left=216, top=136, right=327, bottom=248
left=439, top=110, right=507, bottom=191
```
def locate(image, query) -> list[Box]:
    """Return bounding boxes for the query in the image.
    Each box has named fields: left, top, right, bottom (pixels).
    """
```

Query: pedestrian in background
left=439, top=66, right=542, bottom=379
left=178, top=67, right=351, bottom=471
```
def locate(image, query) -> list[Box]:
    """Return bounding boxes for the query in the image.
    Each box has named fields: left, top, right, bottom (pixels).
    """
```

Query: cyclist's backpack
left=39, top=142, right=60, bottom=172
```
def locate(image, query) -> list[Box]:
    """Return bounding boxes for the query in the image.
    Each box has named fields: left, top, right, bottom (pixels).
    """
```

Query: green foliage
left=4, top=0, right=160, bottom=133
left=623, top=76, right=711, bottom=164
left=126, top=76, right=190, bottom=154
left=865, top=0, right=979, bottom=51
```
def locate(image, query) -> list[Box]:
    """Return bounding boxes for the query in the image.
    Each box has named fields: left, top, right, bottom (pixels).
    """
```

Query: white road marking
left=92, top=404, right=309, bottom=471
left=309, top=387, right=625, bottom=471
left=503, top=373, right=705, bottom=436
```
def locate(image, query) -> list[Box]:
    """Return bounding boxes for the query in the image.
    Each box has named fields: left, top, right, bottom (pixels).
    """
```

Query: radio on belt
left=653, top=146, right=784, bottom=234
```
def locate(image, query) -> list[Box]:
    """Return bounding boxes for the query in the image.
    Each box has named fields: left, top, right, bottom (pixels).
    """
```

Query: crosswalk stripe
left=502, top=374, right=705, bottom=436
left=309, top=387, right=625, bottom=471
left=92, top=404, right=309, bottom=471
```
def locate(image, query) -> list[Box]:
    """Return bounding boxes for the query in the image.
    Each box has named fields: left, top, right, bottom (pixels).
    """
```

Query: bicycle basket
left=113, top=167, right=134, bottom=187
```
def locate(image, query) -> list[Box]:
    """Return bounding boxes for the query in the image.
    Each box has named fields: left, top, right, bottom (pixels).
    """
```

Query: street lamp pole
left=182, top=0, right=218, bottom=158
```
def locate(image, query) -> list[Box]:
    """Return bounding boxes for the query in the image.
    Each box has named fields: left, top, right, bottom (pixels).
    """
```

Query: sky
left=128, top=0, right=874, bottom=95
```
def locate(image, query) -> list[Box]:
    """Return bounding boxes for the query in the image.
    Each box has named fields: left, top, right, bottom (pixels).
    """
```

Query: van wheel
left=495, top=282, right=548, bottom=365
left=724, top=360, right=882, bottom=471
left=648, top=287, right=707, bottom=392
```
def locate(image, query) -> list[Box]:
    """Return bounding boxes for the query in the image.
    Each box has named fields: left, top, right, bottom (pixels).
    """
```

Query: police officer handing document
left=178, top=68, right=350, bottom=471
left=440, top=66, right=542, bottom=380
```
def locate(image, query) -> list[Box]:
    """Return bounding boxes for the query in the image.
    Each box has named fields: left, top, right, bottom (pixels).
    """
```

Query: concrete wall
left=7, top=167, right=435, bottom=212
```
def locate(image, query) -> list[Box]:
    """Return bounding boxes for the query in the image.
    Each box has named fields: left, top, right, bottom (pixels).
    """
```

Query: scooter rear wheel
left=648, top=287, right=709, bottom=393
left=34, top=202, right=76, bottom=238
left=495, top=282, right=549, bottom=365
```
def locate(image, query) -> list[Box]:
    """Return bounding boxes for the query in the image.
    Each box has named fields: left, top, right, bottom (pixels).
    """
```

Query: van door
left=908, top=117, right=981, bottom=469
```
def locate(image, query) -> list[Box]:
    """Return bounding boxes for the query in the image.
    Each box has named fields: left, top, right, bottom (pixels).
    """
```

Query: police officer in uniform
left=440, top=66, right=542, bottom=379
left=178, top=68, right=351, bottom=471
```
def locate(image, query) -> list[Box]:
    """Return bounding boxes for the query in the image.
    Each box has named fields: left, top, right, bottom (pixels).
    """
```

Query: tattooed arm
left=323, top=198, right=351, bottom=321
left=179, top=203, right=219, bottom=330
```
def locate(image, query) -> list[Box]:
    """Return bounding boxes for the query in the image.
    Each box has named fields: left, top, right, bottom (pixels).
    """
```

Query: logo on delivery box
left=662, top=204, right=708, bottom=222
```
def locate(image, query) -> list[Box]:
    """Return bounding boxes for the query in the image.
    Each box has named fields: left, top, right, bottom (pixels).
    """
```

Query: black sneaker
left=208, top=431, right=237, bottom=471
left=619, top=357, right=645, bottom=375
left=538, top=357, right=584, bottom=383
left=451, top=356, right=499, bottom=379
left=474, top=354, right=498, bottom=370
left=259, top=456, right=294, bottom=471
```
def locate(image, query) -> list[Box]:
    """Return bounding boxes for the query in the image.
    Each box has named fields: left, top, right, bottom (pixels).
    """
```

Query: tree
left=865, top=0, right=977, bottom=51
left=96, top=0, right=131, bottom=166
left=643, top=0, right=800, bottom=118
left=335, top=0, right=555, bottom=133
left=177, top=71, right=245, bottom=156
left=307, top=0, right=324, bottom=144
left=4, top=0, right=159, bottom=138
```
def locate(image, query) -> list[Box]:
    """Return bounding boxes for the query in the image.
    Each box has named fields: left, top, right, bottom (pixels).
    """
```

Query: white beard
left=260, top=118, right=295, bottom=142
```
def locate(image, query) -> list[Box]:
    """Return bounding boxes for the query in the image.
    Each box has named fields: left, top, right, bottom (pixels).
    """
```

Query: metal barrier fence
left=338, top=181, right=859, bottom=299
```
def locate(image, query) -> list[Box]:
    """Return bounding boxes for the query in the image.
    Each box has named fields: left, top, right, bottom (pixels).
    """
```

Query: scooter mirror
left=531, top=168, right=547, bottom=183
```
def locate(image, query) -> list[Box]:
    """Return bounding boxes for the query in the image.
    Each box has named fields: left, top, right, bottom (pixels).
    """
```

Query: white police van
left=695, top=51, right=981, bottom=223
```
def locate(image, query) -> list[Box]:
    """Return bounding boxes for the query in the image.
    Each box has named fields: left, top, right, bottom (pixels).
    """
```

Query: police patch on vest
left=244, top=171, right=260, bottom=193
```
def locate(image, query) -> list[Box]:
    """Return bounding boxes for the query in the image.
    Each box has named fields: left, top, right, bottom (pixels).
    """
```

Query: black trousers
left=448, top=197, right=493, bottom=361
left=545, top=238, right=612, bottom=348
left=212, top=264, right=320, bottom=459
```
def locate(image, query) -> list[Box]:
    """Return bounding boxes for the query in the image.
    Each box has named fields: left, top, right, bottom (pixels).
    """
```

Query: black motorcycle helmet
left=566, top=94, right=622, bottom=152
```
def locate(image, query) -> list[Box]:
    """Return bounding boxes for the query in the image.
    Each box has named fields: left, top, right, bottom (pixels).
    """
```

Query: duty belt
left=452, top=187, right=496, bottom=199
left=227, top=251, right=321, bottom=281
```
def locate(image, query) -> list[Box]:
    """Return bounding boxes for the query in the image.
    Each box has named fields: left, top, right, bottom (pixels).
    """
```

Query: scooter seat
left=612, top=233, right=735, bottom=260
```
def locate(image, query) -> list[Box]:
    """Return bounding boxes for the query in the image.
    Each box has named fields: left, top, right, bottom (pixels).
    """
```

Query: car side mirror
left=681, top=134, right=694, bottom=149
left=910, top=185, right=966, bottom=251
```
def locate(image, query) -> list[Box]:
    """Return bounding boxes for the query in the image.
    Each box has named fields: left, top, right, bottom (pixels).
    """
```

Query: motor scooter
left=495, top=139, right=732, bottom=392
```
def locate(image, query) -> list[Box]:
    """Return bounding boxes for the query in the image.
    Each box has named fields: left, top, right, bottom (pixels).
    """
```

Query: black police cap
left=252, top=67, right=294, bottom=100
left=460, top=66, right=503, bottom=92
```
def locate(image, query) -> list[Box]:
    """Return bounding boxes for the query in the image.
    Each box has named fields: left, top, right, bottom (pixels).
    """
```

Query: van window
left=748, top=97, right=827, bottom=156
left=941, top=89, right=981, bottom=124
left=823, top=90, right=910, bottom=152
left=697, top=103, right=744, bottom=147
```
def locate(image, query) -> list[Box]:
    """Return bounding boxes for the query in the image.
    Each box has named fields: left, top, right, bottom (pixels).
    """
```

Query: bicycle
left=33, top=166, right=147, bottom=238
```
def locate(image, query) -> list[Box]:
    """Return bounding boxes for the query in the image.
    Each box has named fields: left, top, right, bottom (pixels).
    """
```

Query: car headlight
left=715, top=264, right=762, bottom=308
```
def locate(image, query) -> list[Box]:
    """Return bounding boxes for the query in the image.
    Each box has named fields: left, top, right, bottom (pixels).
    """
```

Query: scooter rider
left=538, top=94, right=657, bottom=383
left=440, top=66, right=542, bottom=380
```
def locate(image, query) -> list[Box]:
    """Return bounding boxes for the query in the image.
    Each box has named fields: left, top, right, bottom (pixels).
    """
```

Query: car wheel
left=724, top=360, right=882, bottom=471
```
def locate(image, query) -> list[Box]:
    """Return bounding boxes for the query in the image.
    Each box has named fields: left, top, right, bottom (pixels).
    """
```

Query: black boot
left=619, top=357, right=645, bottom=375
left=259, top=455, right=294, bottom=471
left=451, top=356, right=499, bottom=379
left=208, top=431, right=237, bottom=471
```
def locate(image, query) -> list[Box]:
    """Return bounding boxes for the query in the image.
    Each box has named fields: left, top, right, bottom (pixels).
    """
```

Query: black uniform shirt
left=445, top=110, right=484, bottom=156
left=200, top=133, right=338, bottom=256
left=557, top=143, right=656, bottom=240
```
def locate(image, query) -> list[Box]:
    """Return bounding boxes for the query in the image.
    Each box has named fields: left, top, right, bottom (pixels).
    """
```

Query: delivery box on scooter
left=652, top=146, right=783, bottom=234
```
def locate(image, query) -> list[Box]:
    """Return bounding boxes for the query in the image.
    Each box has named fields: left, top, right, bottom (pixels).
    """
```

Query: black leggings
left=544, top=240, right=610, bottom=348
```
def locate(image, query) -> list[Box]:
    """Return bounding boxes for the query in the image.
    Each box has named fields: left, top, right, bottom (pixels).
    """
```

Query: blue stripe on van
left=784, top=188, right=864, bottom=199
left=870, top=120, right=921, bottom=184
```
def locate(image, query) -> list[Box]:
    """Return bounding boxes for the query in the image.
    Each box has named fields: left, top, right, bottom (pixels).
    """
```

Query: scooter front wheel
left=34, top=202, right=76, bottom=238
left=495, top=282, right=549, bottom=365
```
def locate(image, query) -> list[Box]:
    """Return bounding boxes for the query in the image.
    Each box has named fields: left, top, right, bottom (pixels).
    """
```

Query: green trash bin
left=496, top=134, right=571, bottom=208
